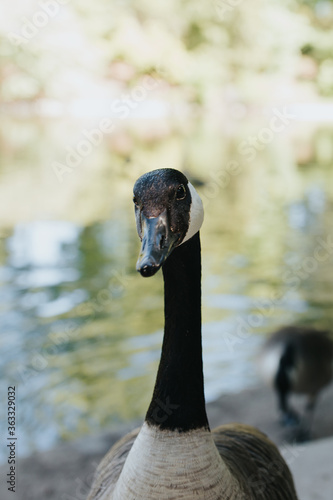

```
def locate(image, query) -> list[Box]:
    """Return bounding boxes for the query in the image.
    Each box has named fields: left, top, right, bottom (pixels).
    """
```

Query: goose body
left=258, top=326, right=333, bottom=428
left=87, top=169, right=298, bottom=500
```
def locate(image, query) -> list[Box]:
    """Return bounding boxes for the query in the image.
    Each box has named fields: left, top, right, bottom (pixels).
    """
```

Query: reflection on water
left=1, top=118, right=333, bottom=459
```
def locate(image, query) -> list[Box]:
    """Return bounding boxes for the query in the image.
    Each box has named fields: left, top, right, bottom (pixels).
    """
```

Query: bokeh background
left=1, top=0, right=333, bottom=459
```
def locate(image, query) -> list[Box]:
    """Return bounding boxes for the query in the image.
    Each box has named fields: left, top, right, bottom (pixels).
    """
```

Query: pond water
left=1, top=116, right=333, bottom=459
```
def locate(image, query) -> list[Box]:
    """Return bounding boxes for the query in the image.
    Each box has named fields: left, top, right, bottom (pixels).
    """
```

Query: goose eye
left=133, top=196, right=139, bottom=206
left=176, top=184, right=186, bottom=200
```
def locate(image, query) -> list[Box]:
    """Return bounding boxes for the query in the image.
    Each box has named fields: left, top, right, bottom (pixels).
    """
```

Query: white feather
left=111, top=422, right=236, bottom=500
left=182, top=182, right=204, bottom=244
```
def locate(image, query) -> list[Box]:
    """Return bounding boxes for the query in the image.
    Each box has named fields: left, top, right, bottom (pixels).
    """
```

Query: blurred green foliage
left=0, top=0, right=332, bottom=105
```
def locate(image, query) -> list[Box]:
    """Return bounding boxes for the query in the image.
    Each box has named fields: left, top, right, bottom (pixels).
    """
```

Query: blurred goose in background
left=258, top=325, right=333, bottom=437
left=87, top=168, right=298, bottom=500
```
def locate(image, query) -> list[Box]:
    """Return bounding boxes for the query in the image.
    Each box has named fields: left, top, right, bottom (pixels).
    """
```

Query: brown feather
left=212, top=423, right=298, bottom=499
left=87, top=424, right=298, bottom=500
left=87, top=428, right=140, bottom=500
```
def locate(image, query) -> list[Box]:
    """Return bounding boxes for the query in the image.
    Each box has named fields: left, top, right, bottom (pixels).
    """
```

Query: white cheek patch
left=181, top=182, right=204, bottom=244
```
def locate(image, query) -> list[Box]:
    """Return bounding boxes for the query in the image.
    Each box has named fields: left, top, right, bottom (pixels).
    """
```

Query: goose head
left=133, top=168, right=204, bottom=277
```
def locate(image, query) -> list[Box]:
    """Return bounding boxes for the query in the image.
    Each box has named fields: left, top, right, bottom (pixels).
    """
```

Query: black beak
left=136, top=209, right=179, bottom=277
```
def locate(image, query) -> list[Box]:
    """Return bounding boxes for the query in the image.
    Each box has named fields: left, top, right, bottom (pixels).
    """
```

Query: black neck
left=145, top=232, right=209, bottom=432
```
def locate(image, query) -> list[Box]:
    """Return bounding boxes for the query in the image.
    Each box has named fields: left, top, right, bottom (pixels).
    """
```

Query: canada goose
left=258, top=326, right=333, bottom=433
left=87, top=168, right=298, bottom=500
